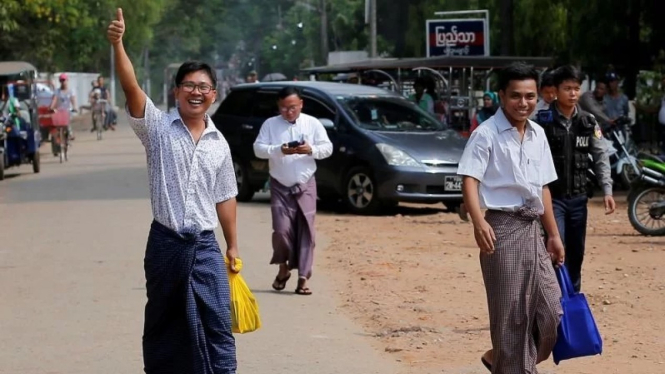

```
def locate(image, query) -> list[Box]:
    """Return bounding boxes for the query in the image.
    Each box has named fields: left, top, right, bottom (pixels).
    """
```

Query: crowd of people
left=471, top=68, right=665, bottom=156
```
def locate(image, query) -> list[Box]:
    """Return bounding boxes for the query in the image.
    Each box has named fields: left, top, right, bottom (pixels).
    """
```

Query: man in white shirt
left=253, top=87, right=333, bottom=295
left=457, top=62, right=565, bottom=373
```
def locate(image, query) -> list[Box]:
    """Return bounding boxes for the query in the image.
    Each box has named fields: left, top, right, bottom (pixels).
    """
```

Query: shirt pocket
left=524, top=146, right=542, bottom=187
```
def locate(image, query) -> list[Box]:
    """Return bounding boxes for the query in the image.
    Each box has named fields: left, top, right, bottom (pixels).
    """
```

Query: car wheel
left=233, top=160, right=255, bottom=202
left=0, top=155, right=4, bottom=181
left=343, top=166, right=384, bottom=215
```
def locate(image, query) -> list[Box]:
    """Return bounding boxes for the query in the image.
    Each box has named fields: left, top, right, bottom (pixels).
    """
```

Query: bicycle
left=92, top=99, right=107, bottom=141
left=50, top=108, right=75, bottom=163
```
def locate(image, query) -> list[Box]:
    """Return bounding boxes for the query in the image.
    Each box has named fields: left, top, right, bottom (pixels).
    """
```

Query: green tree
left=0, top=0, right=167, bottom=72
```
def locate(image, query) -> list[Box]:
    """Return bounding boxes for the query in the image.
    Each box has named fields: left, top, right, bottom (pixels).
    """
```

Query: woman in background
left=469, top=91, right=498, bottom=133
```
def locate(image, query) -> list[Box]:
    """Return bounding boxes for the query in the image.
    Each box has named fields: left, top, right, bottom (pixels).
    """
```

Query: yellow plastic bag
left=224, top=257, right=262, bottom=334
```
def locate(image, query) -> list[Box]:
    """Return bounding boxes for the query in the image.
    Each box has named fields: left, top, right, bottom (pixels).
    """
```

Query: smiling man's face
left=175, top=70, right=216, bottom=119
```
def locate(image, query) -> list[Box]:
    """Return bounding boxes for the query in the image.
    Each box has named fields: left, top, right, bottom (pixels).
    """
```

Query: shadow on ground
left=5, top=166, right=149, bottom=204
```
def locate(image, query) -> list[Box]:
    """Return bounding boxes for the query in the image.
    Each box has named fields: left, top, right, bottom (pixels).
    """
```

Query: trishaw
left=0, top=61, right=41, bottom=180
left=301, top=55, right=553, bottom=137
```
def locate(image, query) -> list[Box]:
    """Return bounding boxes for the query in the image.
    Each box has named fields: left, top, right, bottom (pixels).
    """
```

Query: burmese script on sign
left=435, top=25, right=477, bottom=56
left=435, top=26, right=476, bottom=47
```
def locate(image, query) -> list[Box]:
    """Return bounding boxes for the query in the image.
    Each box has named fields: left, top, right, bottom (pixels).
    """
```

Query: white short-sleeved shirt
left=127, top=97, right=238, bottom=234
left=457, top=108, right=558, bottom=214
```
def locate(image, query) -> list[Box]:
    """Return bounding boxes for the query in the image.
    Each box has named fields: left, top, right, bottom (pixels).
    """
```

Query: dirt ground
left=317, top=196, right=665, bottom=374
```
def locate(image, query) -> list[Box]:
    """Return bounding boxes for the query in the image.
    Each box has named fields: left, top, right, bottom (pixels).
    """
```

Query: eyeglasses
left=279, top=105, right=300, bottom=113
left=179, top=82, right=214, bottom=94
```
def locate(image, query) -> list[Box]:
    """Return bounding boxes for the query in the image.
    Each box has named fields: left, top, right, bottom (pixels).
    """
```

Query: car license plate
left=444, top=176, right=462, bottom=191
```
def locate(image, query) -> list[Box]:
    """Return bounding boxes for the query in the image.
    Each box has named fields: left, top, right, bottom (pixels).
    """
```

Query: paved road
left=0, top=120, right=400, bottom=373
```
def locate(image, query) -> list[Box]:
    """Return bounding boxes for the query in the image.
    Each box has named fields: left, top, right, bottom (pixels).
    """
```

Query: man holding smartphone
left=253, top=86, right=332, bottom=295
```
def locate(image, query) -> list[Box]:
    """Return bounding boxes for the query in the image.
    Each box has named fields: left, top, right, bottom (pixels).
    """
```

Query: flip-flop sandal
left=272, top=273, right=291, bottom=291
left=295, top=286, right=312, bottom=295
left=481, top=356, right=492, bottom=372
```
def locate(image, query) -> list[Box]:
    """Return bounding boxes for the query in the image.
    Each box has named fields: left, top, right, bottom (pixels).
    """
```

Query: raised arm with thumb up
left=107, top=8, right=125, bottom=45
left=107, top=8, right=146, bottom=119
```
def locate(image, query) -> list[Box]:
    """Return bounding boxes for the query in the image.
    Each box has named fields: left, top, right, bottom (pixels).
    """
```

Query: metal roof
left=231, top=81, right=399, bottom=97
left=301, top=55, right=554, bottom=74
left=0, top=61, right=37, bottom=76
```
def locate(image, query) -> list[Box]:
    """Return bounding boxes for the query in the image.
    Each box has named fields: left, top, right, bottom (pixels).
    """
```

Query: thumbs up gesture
left=107, top=8, right=125, bottom=44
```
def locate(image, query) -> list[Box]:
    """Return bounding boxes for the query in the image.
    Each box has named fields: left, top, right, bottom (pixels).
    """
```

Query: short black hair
left=552, top=65, right=583, bottom=87
left=539, top=72, right=555, bottom=89
left=414, top=77, right=427, bottom=87
left=277, top=86, right=302, bottom=100
left=498, top=62, right=539, bottom=92
left=175, top=61, right=217, bottom=87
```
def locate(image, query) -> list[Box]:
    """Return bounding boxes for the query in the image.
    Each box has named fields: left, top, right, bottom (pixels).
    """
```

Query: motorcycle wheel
left=627, top=186, right=665, bottom=236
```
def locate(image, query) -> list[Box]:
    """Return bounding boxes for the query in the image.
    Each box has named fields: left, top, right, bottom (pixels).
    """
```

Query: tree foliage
left=0, top=0, right=664, bottom=98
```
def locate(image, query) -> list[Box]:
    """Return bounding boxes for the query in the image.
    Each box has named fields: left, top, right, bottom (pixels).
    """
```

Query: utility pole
left=320, top=0, right=328, bottom=64
left=369, top=0, right=377, bottom=58
left=110, top=45, right=116, bottom=106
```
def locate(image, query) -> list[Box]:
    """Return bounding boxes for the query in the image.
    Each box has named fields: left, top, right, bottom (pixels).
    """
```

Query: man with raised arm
left=107, top=8, right=239, bottom=374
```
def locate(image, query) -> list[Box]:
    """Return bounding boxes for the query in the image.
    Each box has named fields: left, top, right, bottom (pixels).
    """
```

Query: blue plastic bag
left=552, top=266, right=603, bottom=364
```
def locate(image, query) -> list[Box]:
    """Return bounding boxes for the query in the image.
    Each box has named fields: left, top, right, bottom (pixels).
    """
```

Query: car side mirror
left=319, top=118, right=335, bottom=129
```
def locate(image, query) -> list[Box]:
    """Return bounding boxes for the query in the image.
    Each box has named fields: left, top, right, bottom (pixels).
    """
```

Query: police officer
left=535, top=65, right=616, bottom=292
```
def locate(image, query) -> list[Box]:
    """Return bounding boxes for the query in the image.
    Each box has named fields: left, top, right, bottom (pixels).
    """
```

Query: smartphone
left=287, top=140, right=304, bottom=148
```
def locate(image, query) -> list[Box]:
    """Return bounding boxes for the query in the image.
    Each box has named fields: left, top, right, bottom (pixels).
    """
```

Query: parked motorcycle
left=604, top=116, right=642, bottom=188
left=627, top=158, right=665, bottom=236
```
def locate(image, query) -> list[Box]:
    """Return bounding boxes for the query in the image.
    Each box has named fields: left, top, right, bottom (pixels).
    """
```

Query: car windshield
left=337, top=95, right=447, bottom=132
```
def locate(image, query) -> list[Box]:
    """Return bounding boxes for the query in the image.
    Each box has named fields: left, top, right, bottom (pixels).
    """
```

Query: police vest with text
left=536, top=108, right=595, bottom=198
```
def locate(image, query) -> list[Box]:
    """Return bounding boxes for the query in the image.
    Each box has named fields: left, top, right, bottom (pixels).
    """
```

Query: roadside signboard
left=426, top=18, right=489, bottom=57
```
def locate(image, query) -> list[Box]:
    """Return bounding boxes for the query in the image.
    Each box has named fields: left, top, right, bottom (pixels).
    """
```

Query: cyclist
left=49, top=73, right=77, bottom=140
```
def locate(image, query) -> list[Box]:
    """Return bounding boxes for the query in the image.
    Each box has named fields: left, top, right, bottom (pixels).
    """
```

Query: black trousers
left=552, top=195, right=589, bottom=293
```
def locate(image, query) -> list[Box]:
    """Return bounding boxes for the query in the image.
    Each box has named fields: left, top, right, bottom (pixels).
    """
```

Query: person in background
left=246, top=71, right=259, bottom=83
left=49, top=73, right=77, bottom=141
left=535, top=65, right=615, bottom=293
left=108, top=8, right=240, bottom=373
left=604, top=72, right=630, bottom=121
left=425, top=76, right=439, bottom=101
left=96, top=75, right=117, bottom=130
left=469, top=92, right=498, bottom=133
left=458, top=62, right=564, bottom=373
left=579, top=79, right=613, bottom=126
left=86, top=80, right=102, bottom=131
left=409, top=77, right=434, bottom=114
left=89, top=79, right=100, bottom=100
left=529, top=72, right=556, bottom=120
left=253, top=86, right=333, bottom=295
